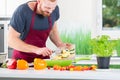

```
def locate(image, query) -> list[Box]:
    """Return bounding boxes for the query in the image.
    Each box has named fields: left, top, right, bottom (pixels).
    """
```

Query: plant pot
left=97, top=57, right=110, bottom=69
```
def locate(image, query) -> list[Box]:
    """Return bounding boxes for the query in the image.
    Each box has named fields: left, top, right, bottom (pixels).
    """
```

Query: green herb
left=90, top=35, right=116, bottom=57
left=116, top=39, right=120, bottom=56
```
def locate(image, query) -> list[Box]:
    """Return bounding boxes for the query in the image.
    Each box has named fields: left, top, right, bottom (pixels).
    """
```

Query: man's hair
left=50, top=0, right=56, bottom=2
left=35, top=0, right=56, bottom=2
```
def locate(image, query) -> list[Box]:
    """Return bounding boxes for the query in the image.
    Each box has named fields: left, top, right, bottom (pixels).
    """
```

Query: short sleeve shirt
left=9, top=2, right=60, bottom=40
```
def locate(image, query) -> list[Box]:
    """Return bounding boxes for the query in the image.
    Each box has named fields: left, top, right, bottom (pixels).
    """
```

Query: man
left=8, top=0, right=70, bottom=63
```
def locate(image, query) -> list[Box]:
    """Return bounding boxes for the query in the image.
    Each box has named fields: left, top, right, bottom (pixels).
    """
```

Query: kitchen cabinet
left=0, top=24, right=4, bottom=52
left=0, top=17, right=13, bottom=58
left=0, top=17, right=10, bottom=58
left=0, top=68, right=120, bottom=80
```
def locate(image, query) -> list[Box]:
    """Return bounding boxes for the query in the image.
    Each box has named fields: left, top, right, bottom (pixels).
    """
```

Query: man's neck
left=28, top=2, right=36, bottom=11
left=28, top=2, right=42, bottom=15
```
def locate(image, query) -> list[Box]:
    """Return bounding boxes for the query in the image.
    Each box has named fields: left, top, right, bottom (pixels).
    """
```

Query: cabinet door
left=0, top=24, right=4, bottom=52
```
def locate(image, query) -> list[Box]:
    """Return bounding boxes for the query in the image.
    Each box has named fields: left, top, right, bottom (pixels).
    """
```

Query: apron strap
left=30, top=2, right=52, bottom=29
left=30, top=2, right=38, bottom=29
left=48, top=16, right=52, bottom=29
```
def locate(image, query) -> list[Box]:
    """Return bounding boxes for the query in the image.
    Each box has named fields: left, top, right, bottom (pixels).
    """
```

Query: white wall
left=0, top=0, right=6, bottom=16
left=58, top=0, right=96, bottom=27
left=57, top=0, right=97, bottom=37
left=6, top=0, right=30, bottom=17
left=0, top=0, right=30, bottom=17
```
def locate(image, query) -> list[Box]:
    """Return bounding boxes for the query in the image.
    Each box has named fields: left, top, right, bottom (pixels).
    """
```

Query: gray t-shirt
left=9, top=2, right=59, bottom=40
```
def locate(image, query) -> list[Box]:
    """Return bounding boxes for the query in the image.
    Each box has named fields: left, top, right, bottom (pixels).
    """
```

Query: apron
left=12, top=2, right=52, bottom=63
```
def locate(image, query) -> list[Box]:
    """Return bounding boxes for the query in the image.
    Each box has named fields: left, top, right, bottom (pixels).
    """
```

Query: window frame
left=97, top=0, right=120, bottom=39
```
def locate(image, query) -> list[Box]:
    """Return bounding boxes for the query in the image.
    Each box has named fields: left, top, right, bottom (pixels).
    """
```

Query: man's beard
left=41, top=11, right=51, bottom=17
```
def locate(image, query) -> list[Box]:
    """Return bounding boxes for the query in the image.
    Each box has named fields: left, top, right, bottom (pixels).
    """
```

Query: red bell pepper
left=7, top=59, right=17, bottom=69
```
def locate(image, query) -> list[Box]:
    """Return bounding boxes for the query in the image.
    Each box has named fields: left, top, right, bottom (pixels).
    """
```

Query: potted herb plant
left=116, top=39, right=120, bottom=56
left=90, top=35, right=116, bottom=69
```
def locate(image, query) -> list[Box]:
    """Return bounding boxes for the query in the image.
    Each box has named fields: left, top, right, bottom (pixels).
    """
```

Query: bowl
left=51, top=44, right=76, bottom=60
left=0, top=53, right=7, bottom=64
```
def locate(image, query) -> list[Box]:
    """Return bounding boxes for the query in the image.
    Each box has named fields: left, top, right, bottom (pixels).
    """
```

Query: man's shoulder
left=15, top=3, right=28, bottom=13
left=52, top=5, right=59, bottom=21
left=54, top=5, right=59, bottom=12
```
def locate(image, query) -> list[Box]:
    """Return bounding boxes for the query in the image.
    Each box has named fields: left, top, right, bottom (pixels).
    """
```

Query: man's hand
left=34, top=47, right=53, bottom=56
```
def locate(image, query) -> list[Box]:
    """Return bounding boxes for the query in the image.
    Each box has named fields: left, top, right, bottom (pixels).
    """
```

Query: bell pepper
left=7, top=59, right=17, bottom=69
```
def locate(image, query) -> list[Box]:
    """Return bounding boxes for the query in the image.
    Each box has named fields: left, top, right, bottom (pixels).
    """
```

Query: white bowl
left=0, top=53, right=7, bottom=63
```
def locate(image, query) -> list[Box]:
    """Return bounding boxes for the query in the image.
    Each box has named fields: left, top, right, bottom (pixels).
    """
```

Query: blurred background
left=0, top=0, right=120, bottom=58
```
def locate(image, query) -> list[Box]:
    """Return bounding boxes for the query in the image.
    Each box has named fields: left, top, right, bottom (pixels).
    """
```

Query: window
left=97, top=0, right=120, bottom=39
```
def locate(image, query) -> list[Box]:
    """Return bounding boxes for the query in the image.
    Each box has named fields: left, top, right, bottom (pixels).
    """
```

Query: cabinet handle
left=0, top=27, right=4, bottom=29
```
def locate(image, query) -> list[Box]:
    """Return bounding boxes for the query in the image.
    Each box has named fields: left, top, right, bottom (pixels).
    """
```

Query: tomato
left=7, top=59, right=17, bottom=69
left=17, top=59, right=29, bottom=70
left=34, top=58, right=47, bottom=70
left=47, top=66, right=51, bottom=70
left=60, top=67, right=66, bottom=71
left=83, top=66, right=89, bottom=70
left=73, top=66, right=83, bottom=71
left=90, top=65, right=97, bottom=70
left=53, top=65, right=61, bottom=70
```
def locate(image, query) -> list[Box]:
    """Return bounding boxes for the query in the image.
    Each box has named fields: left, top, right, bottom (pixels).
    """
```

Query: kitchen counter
left=0, top=68, right=120, bottom=80
left=75, top=56, right=120, bottom=64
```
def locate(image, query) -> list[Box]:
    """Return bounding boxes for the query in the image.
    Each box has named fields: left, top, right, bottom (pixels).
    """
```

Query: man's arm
left=49, top=22, right=65, bottom=47
left=8, top=26, right=39, bottom=53
left=8, top=26, right=52, bottom=56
